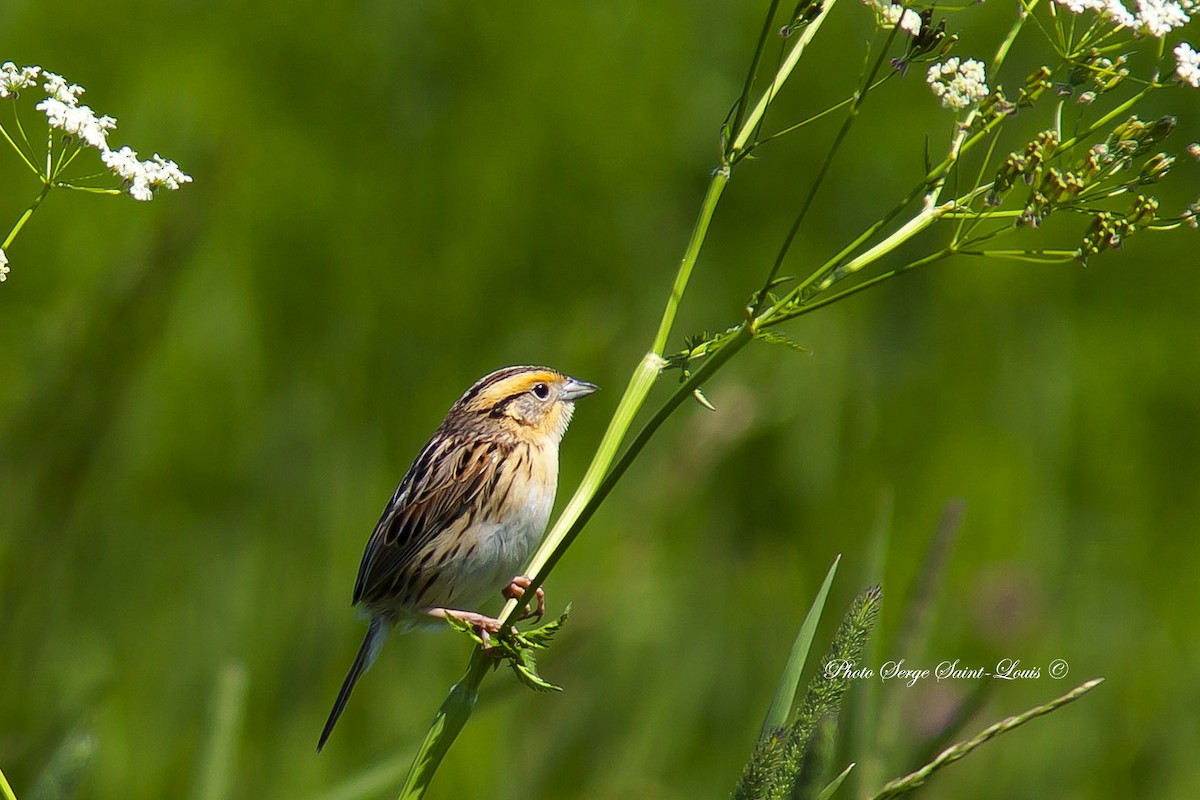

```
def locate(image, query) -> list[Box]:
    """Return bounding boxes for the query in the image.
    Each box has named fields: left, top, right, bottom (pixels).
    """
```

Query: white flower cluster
left=0, top=62, right=41, bottom=97
left=35, top=96, right=116, bottom=150
left=1, top=62, right=192, bottom=201
left=862, top=0, right=922, bottom=36
left=0, top=247, right=8, bottom=282
left=927, top=58, right=990, bottom=110
left=1052, top=0, right=1193, bottom=38
left=102, top=146, right=191, bottom=202
left=1176, top=42, right=1200, bottom=87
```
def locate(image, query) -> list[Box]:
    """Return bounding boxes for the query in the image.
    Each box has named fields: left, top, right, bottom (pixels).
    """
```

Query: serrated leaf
left=510, top=650, right=563, bottom=693
left=520, top=605, right=571, bottom=649
left=443, top=614, right=486, bottom=647
left=754, top=330, right=810, bottom=354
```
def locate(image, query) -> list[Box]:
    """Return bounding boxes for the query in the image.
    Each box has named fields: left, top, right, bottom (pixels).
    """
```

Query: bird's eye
left=531, top=383, right=551, bottom=400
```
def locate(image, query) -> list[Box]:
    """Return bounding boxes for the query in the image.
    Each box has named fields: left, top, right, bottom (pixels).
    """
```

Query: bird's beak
left=560, top=377, right=599, bottom=401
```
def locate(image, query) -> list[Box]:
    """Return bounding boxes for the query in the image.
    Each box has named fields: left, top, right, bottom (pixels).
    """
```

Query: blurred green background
left=2, top=1, right=1198, bottom=798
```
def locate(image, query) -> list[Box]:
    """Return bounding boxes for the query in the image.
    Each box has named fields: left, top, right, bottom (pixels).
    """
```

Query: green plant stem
left=3, top=183, right=52, bottom=251
left=762, top=249, right=953, bottom=326
left=398, top=657, right=489, bottom=798
left=752, top=23, right=901, bottom=315
left=0, top=121, right=39, bottom=176
left=753, top=74, right=895, bottom=150
left=728, top=0, right=783, bottom=147
left=0, top=765, right=16, bottom=800
left=730, top=0, right=841, bottom=159
left=651, top=170, right=729, bottom=355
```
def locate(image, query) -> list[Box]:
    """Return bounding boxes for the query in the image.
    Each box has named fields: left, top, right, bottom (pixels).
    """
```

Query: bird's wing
left=351, top=431, right=507, bottom=607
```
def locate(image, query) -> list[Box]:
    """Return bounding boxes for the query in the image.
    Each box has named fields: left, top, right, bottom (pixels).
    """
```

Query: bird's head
left=452, top=365, right=598, bottom=443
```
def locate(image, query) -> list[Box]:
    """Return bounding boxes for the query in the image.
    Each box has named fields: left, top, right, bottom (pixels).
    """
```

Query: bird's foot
left=502, top=575, right=546, bottom=622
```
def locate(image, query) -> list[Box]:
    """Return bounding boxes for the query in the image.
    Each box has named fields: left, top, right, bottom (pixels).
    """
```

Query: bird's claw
left=503, top=575, right=546, bottom=622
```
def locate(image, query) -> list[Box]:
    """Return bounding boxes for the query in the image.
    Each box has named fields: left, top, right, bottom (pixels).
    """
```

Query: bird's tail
left=317, top=617, right=388, bottom=752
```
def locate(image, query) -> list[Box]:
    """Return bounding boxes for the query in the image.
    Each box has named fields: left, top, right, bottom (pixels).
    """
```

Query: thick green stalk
left=650, top=171, right=729, bottom=356
left=398, top=657, right=489, bottom=798
left=0, top=765, right=16, bottom=800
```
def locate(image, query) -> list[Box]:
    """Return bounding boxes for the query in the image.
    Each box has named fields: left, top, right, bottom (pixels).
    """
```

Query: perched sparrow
left=317, top=365, right=598, bottom=751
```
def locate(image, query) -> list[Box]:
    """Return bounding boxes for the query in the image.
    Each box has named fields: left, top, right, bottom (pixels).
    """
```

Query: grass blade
left=817, top=762, right=856, bottom=800
left=759, top=554, right=841, bottom=740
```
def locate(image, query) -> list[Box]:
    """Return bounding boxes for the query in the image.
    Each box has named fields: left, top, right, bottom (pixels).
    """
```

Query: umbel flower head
left=927, top=57, right=990, bottom=109
left=102, top=146, right=191, bottom=202
left=1, top=62, right=192, bottom=201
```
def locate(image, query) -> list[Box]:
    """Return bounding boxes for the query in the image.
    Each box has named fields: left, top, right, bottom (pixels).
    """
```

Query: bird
left=317, top=365, right=598, bottom=752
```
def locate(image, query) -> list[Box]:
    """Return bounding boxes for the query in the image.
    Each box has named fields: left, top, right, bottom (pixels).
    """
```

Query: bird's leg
left=423, top=607, right=509, bottom=655
left=502, top=575, right=546, bottom=622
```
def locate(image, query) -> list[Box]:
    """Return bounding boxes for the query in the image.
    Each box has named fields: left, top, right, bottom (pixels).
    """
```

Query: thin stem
left=3, top=183, right=53, bottom=251
left=728, top=0, right=783, bottom=151
left=751, top=24, right=901, bottom=315
left=0, top=121, right=39, bottom=175
left=1061, top=90, right=1151, bottom=153
left=11, top=103, right=38, bottom=167
left=996, top=0, right=1038, bottom=74
left=752, top=73, right=895, bottom=151
left=730, top=0, right=841, bottom=158
left=957, top=249, right=1078, bottom=263
left=762, top=249, right=953, bottom=325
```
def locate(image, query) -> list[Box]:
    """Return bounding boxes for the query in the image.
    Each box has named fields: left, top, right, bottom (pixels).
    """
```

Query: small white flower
left=102, top=145, right=193, bottom=201
left=1188, top=143, right=1200, bottom=159
left=863, top=1, right=922, bottom=36
left=927, top=57, right=990, bottom=110
left=35, top=97, right=117, bottom=150
left=1105, top=0, right=1139, bottom=26
left=0, top=248, right=9, bottom=282
left=882, top=4, right=923, bottom=35
left=1176, top=42, right=1200, bottom=87
left=1077, top=90, right=1097, bottom=104
left=41, top=71, right=85, bottom=105
left=1135, top=0, right=1190, bottom=36
left=1051, top=0, right=1189, bottom=31
left=0, top=62, right=41, bottom=98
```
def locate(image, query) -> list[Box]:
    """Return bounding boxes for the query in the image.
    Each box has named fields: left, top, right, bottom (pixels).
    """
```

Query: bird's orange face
left=453, top=366, right=598, bottom=442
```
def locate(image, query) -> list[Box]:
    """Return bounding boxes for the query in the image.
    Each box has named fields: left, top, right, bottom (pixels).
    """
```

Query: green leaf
left=753, top=330, right=810, bottom=354
left=818, top=762, right=856, bottom=800
left=442, top=613, right=486, bottom=647
left=759, top=555, right=841, bottom=740
left=518, top=604, right=571, bottom=649
left=510, top=649, right=563, bottom=693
